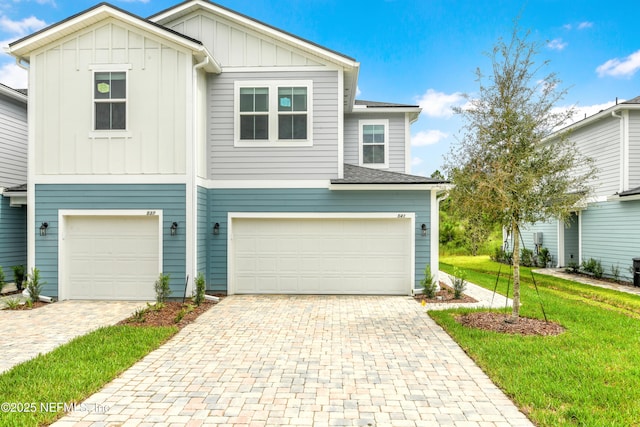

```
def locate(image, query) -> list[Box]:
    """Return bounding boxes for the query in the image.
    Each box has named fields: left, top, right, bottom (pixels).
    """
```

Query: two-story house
left=0, top=83, right=27, bottom=272
left=7, top=0, right=447, bottom=300
left=521, top=97, right=640, bottom=281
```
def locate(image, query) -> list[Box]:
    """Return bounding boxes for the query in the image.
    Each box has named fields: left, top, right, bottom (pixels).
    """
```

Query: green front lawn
left=0, top=325, right=176, bottom=427
left=433, top=256, right=640, bottom=426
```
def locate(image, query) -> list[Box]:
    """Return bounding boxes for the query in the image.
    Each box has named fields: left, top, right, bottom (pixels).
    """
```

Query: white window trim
left=234, top=80, right=313, bottom=147
left=89, top=64, right=131, bottom=138
left=359, top=119, right=389, bottom=168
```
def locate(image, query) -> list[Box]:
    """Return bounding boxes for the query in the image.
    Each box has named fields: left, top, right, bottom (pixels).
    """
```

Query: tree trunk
left=509, top=221, right=521, bottom=323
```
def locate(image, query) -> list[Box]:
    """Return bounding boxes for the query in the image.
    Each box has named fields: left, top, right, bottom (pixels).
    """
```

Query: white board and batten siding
left=163, top=11, right=324, bottom=68
left=208, top=70, right=340, bottom=180
left=0, top=94, right=27, bottom=187
left=230, top=214, right=414, bottom=295
left=628, top=110, right=640, bottom=189
left=31, top=19, right=192, bottom=177
left=344, top=113, right=408, bottom=173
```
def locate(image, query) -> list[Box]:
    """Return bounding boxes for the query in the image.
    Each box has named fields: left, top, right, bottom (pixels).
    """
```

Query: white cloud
left=0, top=15, right=46, bottom=35
left=0, top=61, right=28, bottom=88
left=411, top=129, right=448, bottom=146
left=577, top=21, right=593, bottom=30
left=596, top=49, right=640, bottom=78
left=563, top=24, right=572, bottom=30
left=355, top=86, right=361, bottom=98
left=548, top=38, right=567, bottom=51
left=411, top=157, right=423, bottom=166
left=415, top=89, right=464, bottom=118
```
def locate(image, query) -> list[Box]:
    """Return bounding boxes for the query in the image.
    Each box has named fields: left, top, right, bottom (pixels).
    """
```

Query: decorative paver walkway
left=0, top=300, right=145, bottom=373
left=52, top=294, right=533, bottom=427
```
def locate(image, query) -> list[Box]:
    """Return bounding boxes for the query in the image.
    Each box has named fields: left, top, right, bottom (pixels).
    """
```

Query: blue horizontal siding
left=521, top=220, right=558, bottom=264
left=35, top=184, right=186, bottom=297
left=206, top=188, right=431, bottom=292
left=582, top=200, right=640, bottom=281
left=197, top=186, right=209, bottom=282
left=0, top=196, right=27, bottom=272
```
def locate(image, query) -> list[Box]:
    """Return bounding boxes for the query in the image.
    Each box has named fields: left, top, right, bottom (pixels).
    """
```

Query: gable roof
left=0, top=83, right=27, bottom=104
left=331, top=164, right=448, bottom=185
left=7, top=2, right=220, bottom=73
left=149, top=0, right=360, bottom=108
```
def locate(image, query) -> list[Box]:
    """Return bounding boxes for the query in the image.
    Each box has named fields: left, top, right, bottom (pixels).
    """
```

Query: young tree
left=445, top=24, right=597, bottom=322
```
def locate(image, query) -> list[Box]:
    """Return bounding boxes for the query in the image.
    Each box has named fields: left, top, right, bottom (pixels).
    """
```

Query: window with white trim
left=94, top=71, right=126, bottom=130
left=235, top=80, right=312, bottom=146
left=359, top=119, right=389, bottom=167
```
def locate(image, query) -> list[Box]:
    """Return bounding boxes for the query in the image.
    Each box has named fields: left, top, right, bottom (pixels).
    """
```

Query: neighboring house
left=0, top=83, right=27, bottom=272
left=521, top=97, right=640, bottom=281
left=7, top=1, right=447, bottom=300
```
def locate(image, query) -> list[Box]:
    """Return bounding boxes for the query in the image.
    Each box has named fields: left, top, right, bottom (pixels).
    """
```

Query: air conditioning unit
left=533, top=232, right=543, bottom=245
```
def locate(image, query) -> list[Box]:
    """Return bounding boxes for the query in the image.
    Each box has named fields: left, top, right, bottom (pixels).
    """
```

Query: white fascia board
left=608, top=193, right=640, bottom=202
left=546, top=104, right=640, bottom=139
left=150, top=0, right=359, bottom=70
left=348, top=106, right=421, bottom=115
left=329, top=184, right=449, bottom=191
left=8, top=4, right=218, bottom=72
left=0, top=85, right=27, bottom=103
left=198, top=179, right=330, bottom=189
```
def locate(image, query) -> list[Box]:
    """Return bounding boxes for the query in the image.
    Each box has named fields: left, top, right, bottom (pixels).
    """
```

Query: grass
left=0, top=325, right=176, bottom=427
left=433, top=255, right=640, bottom=427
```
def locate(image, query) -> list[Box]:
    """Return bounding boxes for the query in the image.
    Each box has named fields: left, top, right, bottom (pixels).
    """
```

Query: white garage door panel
left=233, top=218, right=412, bottom=295
left=64, top=216, right=159, bottom=300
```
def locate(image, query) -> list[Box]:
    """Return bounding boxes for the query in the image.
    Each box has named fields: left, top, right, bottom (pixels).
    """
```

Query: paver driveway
left=54, top=295, right=533, bottom=426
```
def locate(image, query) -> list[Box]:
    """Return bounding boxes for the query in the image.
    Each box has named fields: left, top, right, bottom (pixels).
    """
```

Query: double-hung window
left=235, top=81, right=312, bottom=146
left=94, top=71, right=126, bottom=130
left=359, top=119, right=389, bottom=167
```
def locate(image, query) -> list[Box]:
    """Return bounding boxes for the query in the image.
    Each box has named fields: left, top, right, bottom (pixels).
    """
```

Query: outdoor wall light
left=421, top=223, right=427, bottom=237
left=170, top=222, right=178, bottom=236
left=213, top=222, right=220, bottom=235
left=40, top=222, right=49, bottom=236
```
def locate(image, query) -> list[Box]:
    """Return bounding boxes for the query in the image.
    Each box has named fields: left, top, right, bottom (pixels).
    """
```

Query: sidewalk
left=534, top=268, right=640, bottom=297
left=428, top=271, right=515, bottom=311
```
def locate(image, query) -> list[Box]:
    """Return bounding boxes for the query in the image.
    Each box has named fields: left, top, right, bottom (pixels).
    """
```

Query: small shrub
left=4, top=297, right=22, bottom=309
left=194, top=272, right=206, bottom=306
left=611, top=264, right=621, bottom=282
left=520, top=248, right=535, bottom=267
left=147, top=302, right=165, bottom=312
left=12, top=265, right=25, bottom=291
left=565, top=261, right=580, bottom=274
left=420, top=265, right=438, bottom=299
left=452, top=267, right=467, bottom=299
left=154, top=273, right=171, bottom=303
left=25, top=267, right=43, bottom=303
left=132, top=307, right=147, bottom=323
left=593, top=261, right=604, bottom=279
left=492, top=247, right=513, bottom=265
left=0, top=265, right=4, bottom=292
left=174, top=304, right=194, bottom=323
left=582, top=258, right=603, bottom=278
left=537, top=248, right=552, bottom=268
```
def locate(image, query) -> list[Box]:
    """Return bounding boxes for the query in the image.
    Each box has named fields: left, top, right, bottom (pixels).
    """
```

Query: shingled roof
left=618, top=186, right=640, bottom=197
left=331, top=164, right=448, bottom=185
left=354, top=100, right=420, bottom=108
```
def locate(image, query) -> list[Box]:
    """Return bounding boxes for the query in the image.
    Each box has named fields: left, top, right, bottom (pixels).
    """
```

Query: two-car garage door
left=231, top=217, right=413, bottom=295
left=62, top=215, right=159, bottom=300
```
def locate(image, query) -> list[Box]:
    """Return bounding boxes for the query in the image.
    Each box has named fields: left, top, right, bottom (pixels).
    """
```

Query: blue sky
left=2, top=0, right=640, bottom=176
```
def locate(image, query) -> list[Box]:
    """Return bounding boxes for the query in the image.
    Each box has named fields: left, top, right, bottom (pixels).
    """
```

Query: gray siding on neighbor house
left=564, top=213, right=580, bottom=266
left=568, top=116, right=620, bottom=197
left=0, top=196, right=26, bottom=270
left=34, top=184, right=186, bottom=297
left=344, top=113, right=407, bottom=173
left=521, top=219, right=558, bottom=266
left=581, top=200, right=640, bottom=282
left=628, top=110, right=640, bottom=189
left=207, top=70, right=340, bottom=180
left=205, top=188, right=431, bottom=292
left=0, top=94, right=27, bottom=188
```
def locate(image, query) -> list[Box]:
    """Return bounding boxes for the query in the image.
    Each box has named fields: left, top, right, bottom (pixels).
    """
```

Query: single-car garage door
left=231, top=217, right=412, bottom=295
left=63, top=215, right=160, bottom=300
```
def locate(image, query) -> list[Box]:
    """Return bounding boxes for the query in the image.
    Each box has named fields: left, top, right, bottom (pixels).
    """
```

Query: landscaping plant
left=420, top=265, right=437, bottom=298
left=12, top=264, right=25, bottom=291
left=0, top=266, right=4, bottom=293
left=451, top=267, right=467, bottom=299
left=194, top=272, right=206, bottom=306
left=154, top=273, right=171, bottom=303
left=25, top=267, right=43, bottom=303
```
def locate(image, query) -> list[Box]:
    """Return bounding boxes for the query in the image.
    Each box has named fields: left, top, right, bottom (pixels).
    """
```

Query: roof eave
left=328, top=183, right=451, bottom=191
left=547, top=103, right=640, bottom=139
left=0, top=84, right=27, bottom=103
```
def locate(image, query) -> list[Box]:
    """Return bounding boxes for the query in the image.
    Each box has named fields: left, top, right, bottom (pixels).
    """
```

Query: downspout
left=15, top=57, right=29, bottom=70
left=611, top=109, right=627, bottom=193
left=188, top=56, right=209, bottom=297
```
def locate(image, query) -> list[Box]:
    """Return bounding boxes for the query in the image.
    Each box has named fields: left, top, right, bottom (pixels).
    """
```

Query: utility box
left=633, top=258, right=640, bottom=287
left=533, top=232, right=543, bottom=245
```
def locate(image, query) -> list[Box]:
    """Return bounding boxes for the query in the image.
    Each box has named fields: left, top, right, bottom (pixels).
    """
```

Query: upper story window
left=359, top=119, right=389, bottom=168
left=94, top=71, right=126, bottom=130
left=235, top=80, right=312, bottom=147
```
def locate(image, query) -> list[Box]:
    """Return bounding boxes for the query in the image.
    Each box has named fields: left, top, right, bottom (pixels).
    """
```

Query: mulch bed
left=414, top=282, right=478, bottom=304
left=456, top=311, right=565, bottom=336
left=118, top=295, right=224, bottom=330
